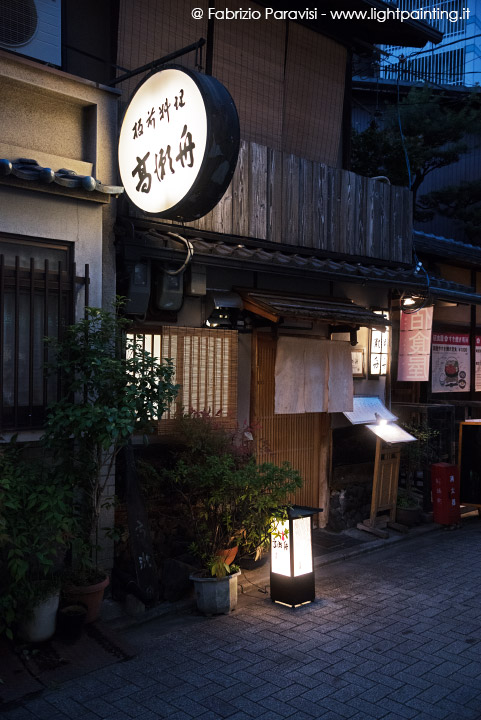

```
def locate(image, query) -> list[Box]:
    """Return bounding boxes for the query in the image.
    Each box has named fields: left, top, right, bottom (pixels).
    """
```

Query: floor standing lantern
left=270, top=506, right=322, bottom=607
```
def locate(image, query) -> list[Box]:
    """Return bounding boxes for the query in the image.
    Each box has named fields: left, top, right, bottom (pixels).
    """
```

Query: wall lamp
left=205, top=290, right=243, bottom=329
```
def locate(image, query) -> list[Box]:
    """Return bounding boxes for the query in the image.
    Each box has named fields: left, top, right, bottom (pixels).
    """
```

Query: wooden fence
left=161, top=140, right=413, bottom=264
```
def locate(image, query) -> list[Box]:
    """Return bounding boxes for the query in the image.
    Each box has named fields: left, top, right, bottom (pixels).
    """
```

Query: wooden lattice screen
left=128, top=326, right=238, bottom=432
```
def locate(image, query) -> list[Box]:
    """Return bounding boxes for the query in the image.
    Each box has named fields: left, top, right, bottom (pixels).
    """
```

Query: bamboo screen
left=212, top=1, right=346, bottom=165
left=283, top=23, right=346, bottom=166
left=128, top=327, right=238, bottom=431
left=117, top=0, right=208, bottom=99
left=118, top=0, right=346, bottom=166
left=212, top=0, right=286, bottom=150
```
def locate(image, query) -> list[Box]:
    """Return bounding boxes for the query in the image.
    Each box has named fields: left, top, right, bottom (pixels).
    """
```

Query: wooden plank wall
left=164, top=141, right=413, bottom=264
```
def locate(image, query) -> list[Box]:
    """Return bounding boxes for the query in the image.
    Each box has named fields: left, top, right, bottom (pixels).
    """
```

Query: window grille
left=0, top=236, right=88, bottom=431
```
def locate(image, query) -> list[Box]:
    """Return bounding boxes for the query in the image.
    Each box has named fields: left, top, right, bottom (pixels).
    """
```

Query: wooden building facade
left=113, top=0, right=451, bottom=529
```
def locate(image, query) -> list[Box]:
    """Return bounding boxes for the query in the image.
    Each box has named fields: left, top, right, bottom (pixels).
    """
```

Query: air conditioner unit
left=0, top=0, right=61, bottom=66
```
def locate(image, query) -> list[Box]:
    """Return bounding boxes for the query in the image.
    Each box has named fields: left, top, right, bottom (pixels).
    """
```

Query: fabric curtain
left=275, top=337, right=353, bottom=414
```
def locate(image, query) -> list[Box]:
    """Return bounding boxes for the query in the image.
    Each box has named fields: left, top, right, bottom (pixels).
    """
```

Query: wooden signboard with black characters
left=124, top=443, right=159, bottom=603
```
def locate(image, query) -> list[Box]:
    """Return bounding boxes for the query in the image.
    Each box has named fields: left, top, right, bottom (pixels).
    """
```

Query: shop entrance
left=251, top=331, right=330, bottom=526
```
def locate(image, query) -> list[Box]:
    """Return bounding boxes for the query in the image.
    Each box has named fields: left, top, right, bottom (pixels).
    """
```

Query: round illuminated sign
left=118, top=66, right=240, bottom=221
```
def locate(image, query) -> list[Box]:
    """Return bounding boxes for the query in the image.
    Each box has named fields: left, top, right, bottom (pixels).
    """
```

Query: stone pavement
left=3, top=516, right=481, bottom=720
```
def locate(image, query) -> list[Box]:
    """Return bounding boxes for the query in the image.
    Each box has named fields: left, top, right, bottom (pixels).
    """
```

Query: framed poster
left=351, top=349, right=364, bottom=378
left=432, top=333, right=470, bottom=393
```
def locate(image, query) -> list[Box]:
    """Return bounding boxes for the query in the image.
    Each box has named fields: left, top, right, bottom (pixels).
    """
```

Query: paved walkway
left=4, top=517, right=481, bottom=720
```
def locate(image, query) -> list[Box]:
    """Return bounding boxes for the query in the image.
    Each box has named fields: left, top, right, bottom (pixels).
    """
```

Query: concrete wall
left=0, top=51, right=122, bottom=568
left=0, top=49, right=121, bottom=311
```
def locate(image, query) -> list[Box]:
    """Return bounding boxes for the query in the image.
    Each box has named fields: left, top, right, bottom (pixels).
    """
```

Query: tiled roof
left=119, top=228, right=481, bottom=305
left=237, top=289, right=390, bottom=328
left=0, top=158, right=123, bottom=195
left=414, top=231, right=481, bottom=266
left=188, top=238, right=481, bottom=305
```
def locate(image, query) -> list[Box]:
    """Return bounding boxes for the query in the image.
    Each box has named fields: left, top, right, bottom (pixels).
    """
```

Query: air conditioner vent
left=0, top=0, right=61, bottom=66
left=0, top=0, right=38, bottom=47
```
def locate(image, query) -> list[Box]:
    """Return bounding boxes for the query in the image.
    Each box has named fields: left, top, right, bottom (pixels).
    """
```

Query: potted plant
left=42, top=302, right=178, bottom=621
left=161, top=412, right=302, bottom=614
left=0, top=439, right=75, bottom=642
left=397, top=421, right=439, bottom=526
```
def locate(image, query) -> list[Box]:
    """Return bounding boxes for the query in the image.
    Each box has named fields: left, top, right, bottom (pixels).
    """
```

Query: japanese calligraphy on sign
left=476, top=337, right=481, bottom=392
left=397, top=307, right=433, bottom=382
left=271, top=520, right=291, bottom=577
left=118, top=66, right=240, bottom=220
left=119, top=68, right=208, bottom=215
left=432, top=332, right=470, bottom=393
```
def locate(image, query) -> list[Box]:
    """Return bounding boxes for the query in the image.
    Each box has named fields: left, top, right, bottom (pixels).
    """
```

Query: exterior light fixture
left=400, top=293, right=431, bottom=313
left=270, top=505, right=322, bottom=608
left=205, top=290, right=242, bottom=329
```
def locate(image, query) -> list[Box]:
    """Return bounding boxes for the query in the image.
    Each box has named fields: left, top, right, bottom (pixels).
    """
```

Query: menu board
left=343, top=396, right=397, bottom=425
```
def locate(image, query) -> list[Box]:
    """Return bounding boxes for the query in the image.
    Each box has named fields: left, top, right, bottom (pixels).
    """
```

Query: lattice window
left=128, top=326, right=238, bottom=431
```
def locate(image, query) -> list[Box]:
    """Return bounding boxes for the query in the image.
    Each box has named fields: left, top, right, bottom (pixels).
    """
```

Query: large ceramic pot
left=190, top=571, right=241, bottom=616
left=57, top=603, right=88, bottom=643
left=20, top=590, right=60, bottom=643
left=396, top=506, right=422, bottom=527
left=63, top=576, right=109, bottom=624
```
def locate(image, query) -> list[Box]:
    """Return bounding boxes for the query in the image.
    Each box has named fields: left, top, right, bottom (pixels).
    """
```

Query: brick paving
left=4, top=517, right=481, bottom=720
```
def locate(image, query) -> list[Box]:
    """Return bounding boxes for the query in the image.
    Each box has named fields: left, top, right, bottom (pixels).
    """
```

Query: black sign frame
left=119, top=64, right=240, bottom=222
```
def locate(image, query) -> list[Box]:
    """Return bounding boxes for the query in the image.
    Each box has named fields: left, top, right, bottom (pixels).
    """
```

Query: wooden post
left=357, top=439, right=403, bottom=538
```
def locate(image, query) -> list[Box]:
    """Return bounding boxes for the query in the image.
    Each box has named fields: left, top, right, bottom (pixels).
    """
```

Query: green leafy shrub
left=42, top=302, right=178, bottom=577
left=0, top=440, right=75, bottom=639
left=159, top=412, right=303, bottom=576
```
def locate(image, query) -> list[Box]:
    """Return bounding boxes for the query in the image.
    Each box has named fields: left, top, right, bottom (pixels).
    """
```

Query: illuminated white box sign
left=118, top=66, right=239, bottom=221
left=370, top=310, right=390, bottom=376
left=271, top=517, right=313, bottom=577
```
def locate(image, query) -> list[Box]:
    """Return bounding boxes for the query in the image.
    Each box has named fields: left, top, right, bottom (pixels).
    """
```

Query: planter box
left=190, top=571, right=240, bottom=615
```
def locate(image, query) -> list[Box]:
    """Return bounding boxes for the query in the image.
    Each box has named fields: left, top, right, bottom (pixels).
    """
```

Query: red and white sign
left=476, top=336, right=481, bottom=392
left=432, top=333, right=470, bottom=393
left=397, top=307, right=433, bottom=382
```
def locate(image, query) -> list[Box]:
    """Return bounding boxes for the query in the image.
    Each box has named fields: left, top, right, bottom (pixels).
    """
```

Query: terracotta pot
left=63, top=576, right=109, bottom=623
left=216, top=546, right=238, bottom=566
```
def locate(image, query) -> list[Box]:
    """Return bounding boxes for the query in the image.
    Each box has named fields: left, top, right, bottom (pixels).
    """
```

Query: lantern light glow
left=270, top=506, right=321, bottom=608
